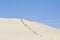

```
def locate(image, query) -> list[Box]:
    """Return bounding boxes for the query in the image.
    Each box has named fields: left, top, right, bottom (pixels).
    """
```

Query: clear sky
left=0, top=0, right=60, bottom=29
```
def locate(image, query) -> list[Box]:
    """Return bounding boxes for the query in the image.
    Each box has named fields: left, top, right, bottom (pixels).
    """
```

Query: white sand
left=0, top=18, right=60, bottom=40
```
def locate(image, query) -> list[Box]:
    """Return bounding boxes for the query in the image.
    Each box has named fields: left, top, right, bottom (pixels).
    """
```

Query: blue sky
left=0, top=0, right=60, bottom=29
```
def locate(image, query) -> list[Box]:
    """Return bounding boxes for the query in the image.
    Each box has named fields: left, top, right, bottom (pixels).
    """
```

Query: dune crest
left=0, top=18, right=60, bottom=40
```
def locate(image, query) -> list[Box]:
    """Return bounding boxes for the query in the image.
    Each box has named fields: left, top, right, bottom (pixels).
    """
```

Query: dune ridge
left=0, top=18, right=60, bottom=40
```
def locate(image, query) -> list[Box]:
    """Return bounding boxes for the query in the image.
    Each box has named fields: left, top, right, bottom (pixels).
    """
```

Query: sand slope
left=0, top=18, right=60, bottom=40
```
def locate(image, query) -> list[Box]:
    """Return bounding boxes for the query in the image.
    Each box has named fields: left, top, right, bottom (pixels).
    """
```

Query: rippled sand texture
left=0, top=18, right=60, bottom=40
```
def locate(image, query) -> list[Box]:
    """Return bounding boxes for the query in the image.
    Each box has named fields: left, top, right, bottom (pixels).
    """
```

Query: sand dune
left=0, top=18, right=60, bottom=40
